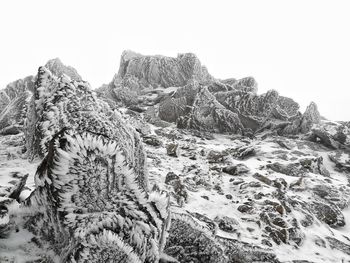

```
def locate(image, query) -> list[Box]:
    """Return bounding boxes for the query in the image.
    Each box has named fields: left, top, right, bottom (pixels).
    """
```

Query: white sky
left=0, top=0, right=349, bottom=120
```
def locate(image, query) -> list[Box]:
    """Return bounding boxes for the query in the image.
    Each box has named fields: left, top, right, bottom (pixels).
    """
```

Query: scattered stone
left=326, top=237, right=350, bottom=255
left=310, top=201, right=345, bottom=227
left=143, top=135, right=163, bottom=147
left=207, top=150, right=226, bottom=163
left=167, top=143, right=180, bottom=157
left=165, top=172, right=180, bottom=185
left=267, top=162, right=304, bottom=177
left=225, top=194, right=233, bottom=200
left=238, top=204, right=253, bottom=213
left=253, top=173, right=273, bottom=185
left=233, top=145, right=256, bottom=159
left=222, top=163, right=250, bottom=176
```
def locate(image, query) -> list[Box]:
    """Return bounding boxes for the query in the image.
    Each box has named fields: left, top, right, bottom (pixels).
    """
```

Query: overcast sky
left=0, top=0, right=349, bottom=120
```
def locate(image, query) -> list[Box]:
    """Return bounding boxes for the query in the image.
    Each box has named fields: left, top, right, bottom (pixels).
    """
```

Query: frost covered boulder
left=25, top=65, right=148, bottom=190
left=25, top=130, right=169, bottom=262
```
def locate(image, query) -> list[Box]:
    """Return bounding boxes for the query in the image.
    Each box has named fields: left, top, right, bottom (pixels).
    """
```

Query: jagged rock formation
left=44, top=58, right=82, bottom=81
left=22, top=64, right=169, bottom=262
left=0, top=76, right=34, bottom=133
left=98, top=51, right=320, bottom=135
left=26, top=130, right=167, bottom=262
left=25, top=66, right=147, bottom=190
left=115, top=50, right=213, bottom=90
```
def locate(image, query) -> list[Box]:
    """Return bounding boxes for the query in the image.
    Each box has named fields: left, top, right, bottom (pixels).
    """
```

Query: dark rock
left=8, top=173, right=28, bottom=202
left=225, top=194, right=233, bottom=200
left=0, top=125, right=22, bottom=135
left=299, top=156, right=330, bottom=176
left=0, top=201, right=10, bottom=238
left=273, top=178, right=288, bottom=190
left=180, top=87, right=244, bottom=133
left=329, top=151, right=350, bottom=172
left=207, top=150, right=226, bottom=163
left=214, top=216, right=238, bottom=233
left=165, top=217, right=227, bottom=263
left=308, top=128, right=339, bottom=149
left=233, top=145, right=256, bottom=160
left=143, top=135, right=163, bottom=147
left=267, top=162, right=304, bottom=177
left=253, top=173, right=273, bottom=185
left=232, top=178, right=245, bottom=185
left=218, top=237, right=281, bottom=263
left=223, top=163, right=250, bottom=176
left=271, top=217, right=288, bottom=228
left=173, top=180, right=188, bottom=206
left=238, top=204, right=253, bottom=213
left=310, top=201, right=345, bottom=227
left=165, top=172, right=180, bottom=185
left=166, top=143, right=180, bottom=157
left=326, top=236, right=350, bottom=255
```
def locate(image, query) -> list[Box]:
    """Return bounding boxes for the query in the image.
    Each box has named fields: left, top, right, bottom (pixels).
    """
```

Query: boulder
left=164, top=215, right=227, bottom=263
left=21, top=65, right=170, bottom=261
left=222, top=163, right=250, bottom=176
left=166, top=143, right=180, bottom=157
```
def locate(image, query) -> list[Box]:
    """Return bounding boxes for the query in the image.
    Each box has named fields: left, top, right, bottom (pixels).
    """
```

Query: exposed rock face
left=115, top=50, right=213, bottom=90
left=179, top=87, right=244, bottom=133
left=97, top=51, right=311, bottom=136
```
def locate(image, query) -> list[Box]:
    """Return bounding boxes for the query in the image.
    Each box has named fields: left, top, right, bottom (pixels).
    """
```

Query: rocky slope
left=0, top=52, right=350, bottom=262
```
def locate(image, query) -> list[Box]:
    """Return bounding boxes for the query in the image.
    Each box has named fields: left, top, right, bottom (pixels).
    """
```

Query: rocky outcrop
left=25, top=66, right=148, bottom=190
left=44, top=58, right=82, bottom=81
left=178, top=87, right=244, bottom=133
left=22, top=64, right=169, bottom=262
left=115, top=50, right=213, bottom=90
left=300, top=102, right=321, bottom=133
left=26, top=130, right=168, bottom=262
left=164, top=214, right=227, bottom=263
left=0, top=76, right=34, bottom=132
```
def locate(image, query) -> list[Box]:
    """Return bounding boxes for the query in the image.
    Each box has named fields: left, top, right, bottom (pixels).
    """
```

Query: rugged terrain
left=0, top=52, right=350, bottom=262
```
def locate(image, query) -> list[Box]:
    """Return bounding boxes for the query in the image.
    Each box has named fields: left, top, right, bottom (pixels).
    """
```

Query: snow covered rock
left=179, top=87, right=244, bottom=133
left=25, top=130, right=168, bottom=262
left=115, top=50, right=213, bottom=90
left=44, top=58, right=82, bottom=81
left=164, top=215, right=227, bottom=263
left=0, top=76, right=34, bottom=132
left=25, top=65, right=148, bottom=190
left=300, top=102, right=321, bottom=133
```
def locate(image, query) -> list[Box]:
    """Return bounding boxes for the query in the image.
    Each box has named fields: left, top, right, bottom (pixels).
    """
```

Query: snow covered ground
left=0, top=124, right=350, bottom=262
